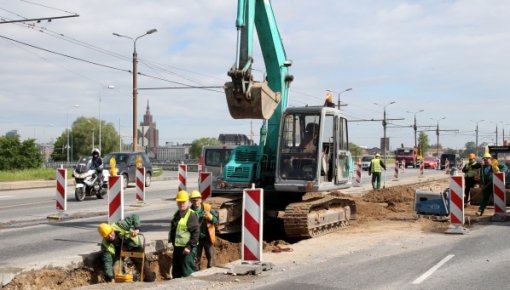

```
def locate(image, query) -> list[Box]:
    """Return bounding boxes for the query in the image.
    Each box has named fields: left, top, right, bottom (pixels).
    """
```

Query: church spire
left=146, top=99, right=150, bottom=114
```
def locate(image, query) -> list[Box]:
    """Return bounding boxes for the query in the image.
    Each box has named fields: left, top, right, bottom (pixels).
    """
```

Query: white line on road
left=0, top=196, right=12, bottom=199
left=412, top=254, right=454, bottom=284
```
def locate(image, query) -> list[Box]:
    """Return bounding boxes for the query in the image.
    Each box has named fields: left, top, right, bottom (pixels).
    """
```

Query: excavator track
left=283, top=195, right=357, bottom=239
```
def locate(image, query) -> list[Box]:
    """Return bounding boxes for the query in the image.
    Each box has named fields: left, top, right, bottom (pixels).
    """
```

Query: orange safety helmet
left=468, top=153, right=475, bottom=159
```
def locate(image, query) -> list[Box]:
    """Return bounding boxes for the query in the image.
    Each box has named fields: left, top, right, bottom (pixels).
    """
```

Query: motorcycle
left=73, top=156, right=109, bottom=201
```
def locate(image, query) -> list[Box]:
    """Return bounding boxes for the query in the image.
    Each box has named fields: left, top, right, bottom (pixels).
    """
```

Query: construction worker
left=168, top=190, right=199, bottom=278
left=324, top=92, right=335, bottom=108
left=368, top=153, right=386, bottom=189
left=97, top=214, right=155, bottom=283
left=462, top=153, right=481, bottom=206
left=190, top=190, right=219, bottom=270
left=477, top=152, right=500, bottom=216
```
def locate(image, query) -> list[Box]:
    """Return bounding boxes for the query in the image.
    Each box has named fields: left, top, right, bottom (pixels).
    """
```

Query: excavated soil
left=5, top=178, right=490, bottom=290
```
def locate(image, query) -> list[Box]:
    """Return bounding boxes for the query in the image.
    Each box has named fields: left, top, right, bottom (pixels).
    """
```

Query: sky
left=1, top=0, right=510, bottom=151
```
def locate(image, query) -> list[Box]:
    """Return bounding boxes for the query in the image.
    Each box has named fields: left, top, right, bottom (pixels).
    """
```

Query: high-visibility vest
left=102, top=223, right=140, bottom=254
left=371, top=159, right=382, bottom=173
left=175, top=209, right=194, bottom=247
left=465, top=161, right=479, bottom=178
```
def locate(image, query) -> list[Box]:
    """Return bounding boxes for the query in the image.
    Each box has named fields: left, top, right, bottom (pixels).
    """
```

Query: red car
left=422, top=156, right=438, bottom=169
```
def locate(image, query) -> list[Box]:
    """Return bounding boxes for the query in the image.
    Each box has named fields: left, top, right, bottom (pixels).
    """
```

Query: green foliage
left=0, top=168, right=57, bottom=181
left=51, top=117, right=120, bottom=161
left=0, top=136, right=43, bottom=170
left=418, top=132, right=429, bottom=154
left=348, top=143, right=363, bottom=162
left=189, top=137, right=221, bottom=159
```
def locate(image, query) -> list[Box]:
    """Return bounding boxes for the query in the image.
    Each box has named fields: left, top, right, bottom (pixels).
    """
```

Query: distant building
left=218, top=134, right=252, bottom=146
left=138, top=100, right=159, bottom=158
left=5, top=129, right=18, bottom=137
left=38, top=143, right=54, bottom=162
left=156, top=143, right=191, bottom=162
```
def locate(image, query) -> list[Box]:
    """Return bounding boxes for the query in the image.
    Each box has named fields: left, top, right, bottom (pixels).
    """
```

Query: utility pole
left=471, top=120, right=484, bottom=156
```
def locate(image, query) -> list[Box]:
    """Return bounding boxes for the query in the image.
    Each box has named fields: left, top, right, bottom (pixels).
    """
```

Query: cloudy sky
left=1, top=0, right=509, bottom=151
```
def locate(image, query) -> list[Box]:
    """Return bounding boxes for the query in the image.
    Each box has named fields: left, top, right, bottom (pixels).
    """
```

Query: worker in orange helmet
left=189, top=190, right=219, bottom=270
left=324, top=92, right=335, bottom=108
left=461, top=153, right=481, bottom=207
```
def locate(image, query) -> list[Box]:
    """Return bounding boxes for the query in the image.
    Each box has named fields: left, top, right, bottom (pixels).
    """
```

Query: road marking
left=0, top=200, right=52, bottom=209
left=412, top=254, right=454, bottom=284
left=0, top=196, right=13, bottom=199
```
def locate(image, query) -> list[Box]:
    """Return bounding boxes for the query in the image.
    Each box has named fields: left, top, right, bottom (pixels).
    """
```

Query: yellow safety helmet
left=98, top=223, right=113, bottom=238
left=176, top=190, right=189, bottom=202
left=483, top=152, right=491, bottom=159
left=190, top=190, right=202, bottom=199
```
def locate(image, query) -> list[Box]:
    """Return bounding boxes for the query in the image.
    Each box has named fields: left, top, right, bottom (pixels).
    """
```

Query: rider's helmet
left=91, top=148, right=101, bottom=158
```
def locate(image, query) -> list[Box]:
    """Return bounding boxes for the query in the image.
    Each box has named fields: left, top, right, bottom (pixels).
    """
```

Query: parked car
left=422, top=156, right=438, bottom=169
left=103, top=152, right=153, bottom=189
left=361, top=155, right=374, bottom=171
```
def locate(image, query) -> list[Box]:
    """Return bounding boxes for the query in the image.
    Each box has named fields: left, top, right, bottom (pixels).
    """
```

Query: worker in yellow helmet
left=477, top=153, right=500, bottom=216
left=189, top=190, right=219, bottom=270
left=97, top=214, right=155, bottom=283
left=168, top=190, right=200, bottom=278
left=461, top=153, right=481, bottom=206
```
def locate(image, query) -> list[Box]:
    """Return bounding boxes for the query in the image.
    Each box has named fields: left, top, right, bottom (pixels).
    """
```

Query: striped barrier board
left=108, top=175, right=124, bottom=223
left=492, top=172, right=506, bottom=221
left=178, top=164, right=187, bottom=192
left=419, top=160, right=424, bottom=177
left=199, top=172, right=212, bottom=200
left=393, top=161, right=399, bottom=181
left=354, top=163, right=362, bottom=187
left=445, top=159, right=450, bottom=175
left=242, top=187, right=264, bottom=262
left=56, top=168, right=67, bottom=212
left=135, top=167, right=145, bottom=201
left=445, top=176, right=466, bottom=234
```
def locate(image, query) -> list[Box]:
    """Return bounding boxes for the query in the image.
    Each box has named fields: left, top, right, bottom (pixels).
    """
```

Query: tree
left=418, top=132, right=429, bottom=155
left=0, top=136, right=42, bottom=170
left=348, top=143, right=363, bottom=162
left=51, top=117, right=120, bottom=161
left=189, top=137, right=221, bottom=159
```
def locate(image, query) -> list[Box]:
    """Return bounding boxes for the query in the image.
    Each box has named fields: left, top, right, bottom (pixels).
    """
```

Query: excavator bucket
left=224, top=81, right=281, bottom=119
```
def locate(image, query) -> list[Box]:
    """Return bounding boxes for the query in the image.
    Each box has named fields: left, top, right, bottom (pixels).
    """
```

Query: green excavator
left=210, top=0, right=357, bottom=240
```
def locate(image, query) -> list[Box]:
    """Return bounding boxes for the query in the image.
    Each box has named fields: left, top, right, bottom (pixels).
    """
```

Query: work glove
left=205, top=212, right=213, bottom=221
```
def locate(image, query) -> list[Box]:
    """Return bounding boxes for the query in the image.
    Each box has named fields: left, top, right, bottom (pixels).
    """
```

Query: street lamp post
left=470, top=119, right=484, bottom=156
left=98, top=84, right=115, bottom=153
left=406, top=109, right=424, bottom=168
left=374, top=101, right=396, bottom=162
left=113, top=28, right=158, bottom=152
left=430, top=117, right=446, bottom=157
left=66, top=105, right=80, bottom=163
left=327, top=88, right=352, bottom=110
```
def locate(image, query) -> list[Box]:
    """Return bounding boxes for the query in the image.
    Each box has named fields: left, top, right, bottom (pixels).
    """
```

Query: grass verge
left=0, top=168, right=58, bottom=182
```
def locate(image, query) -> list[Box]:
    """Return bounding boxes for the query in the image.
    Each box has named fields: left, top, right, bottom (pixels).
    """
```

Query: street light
left=327, top=88, right=352, bottom=110
left=470, top=119, right=484, bottom=156
left=406, top=109, right=424, bottom=168
left=430, top=117, right=446, bottom=157
left=113, top=28, right=158, bottom=152
left=374, top=101, right=396, bottom=162
left=98, top=84, right=115, bottom=153
left=66, top=104, right=80, bottom=163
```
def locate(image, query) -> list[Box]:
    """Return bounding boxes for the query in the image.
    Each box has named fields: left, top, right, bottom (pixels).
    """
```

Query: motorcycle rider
left=91, top=148, right=104, bottom=187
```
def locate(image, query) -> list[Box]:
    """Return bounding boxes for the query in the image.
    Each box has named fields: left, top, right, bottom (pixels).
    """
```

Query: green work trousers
left=371, top=172, right=382, bottom=189
left=478, top=183, right=493, bottom=214
left=172, top=246, right=196, bottom=279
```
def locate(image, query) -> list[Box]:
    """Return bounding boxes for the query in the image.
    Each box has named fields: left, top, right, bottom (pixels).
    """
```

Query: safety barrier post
left=444, top=159, right=450, bottom=175
left=242, top=186, right=264, bottom=262
left=199, top=172, right=212, bottom=200
left=401, top=160, right=406, bottom=173
left=178, top=163, right=187, bottom=193
left=108, top=175, right=124, bottom=223
left=445, top=176, right=466, bottom=234
left=135, top=167, right=145, bottom=203
left=491, top=172, right=507, bottom=221
left=354, top=163, right=362, bottom=187
left=393, top=161, right=399, bottom=181
left=48, top=167, right=69, bottom=220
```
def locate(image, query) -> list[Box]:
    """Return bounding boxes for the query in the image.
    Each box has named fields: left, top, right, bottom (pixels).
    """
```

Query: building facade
left=138, top=100, right=159, bottom=158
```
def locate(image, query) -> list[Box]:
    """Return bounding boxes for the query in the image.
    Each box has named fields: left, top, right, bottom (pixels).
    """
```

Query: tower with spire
left=138, top=100, right=159, bottom=157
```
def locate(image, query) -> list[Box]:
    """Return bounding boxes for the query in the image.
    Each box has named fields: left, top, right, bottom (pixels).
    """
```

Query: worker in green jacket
left=190, top=190, right=219, bottom=270
left=462, top=153, right=481, bottom=206
left=477, top=153, right=500, bottom=216
left=169, top=190, right=200, bottom=278
left=97, top=214, right=155, bottom=283
left=368, top=153, right=386, bottom=189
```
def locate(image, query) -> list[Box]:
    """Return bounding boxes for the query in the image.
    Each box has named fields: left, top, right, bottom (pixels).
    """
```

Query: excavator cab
left=225, top=73, right=281, bottom=120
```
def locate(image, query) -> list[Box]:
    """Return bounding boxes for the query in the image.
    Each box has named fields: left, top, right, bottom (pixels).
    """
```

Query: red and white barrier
left=492, top=172, right=506, bottom=221
left=354, top=163, right=362, bottom=187
left=135, top=167, right=145, bottom=202
left=446, top=176, right=466, bottom=234
left=178, top=164, right=187, bottom=192
left=56, top=168, right=67, bottom=212
left=418, top=161, right=424, bottom=177
left=241, top=187, right=264, bottom=262
left=401, top=160, right=406, bottom=173
left=199, top=172, right=212, bottom=200
left=108, top=175, right=124, bottom=223
left=393, top=161, right=399, bottom=181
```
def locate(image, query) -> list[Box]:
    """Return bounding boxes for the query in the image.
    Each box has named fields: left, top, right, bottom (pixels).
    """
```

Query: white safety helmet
left=91, top=148, right=101, bottom=156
